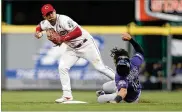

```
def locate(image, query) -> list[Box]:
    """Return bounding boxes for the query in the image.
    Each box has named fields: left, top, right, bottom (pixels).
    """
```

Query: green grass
left=2, top=90, right=182, bottom=111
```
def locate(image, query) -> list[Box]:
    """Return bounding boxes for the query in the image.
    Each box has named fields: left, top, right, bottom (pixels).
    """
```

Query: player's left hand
left=121, top=33, right=132, bottom=41
left=46, top=28, right=62, bottom=46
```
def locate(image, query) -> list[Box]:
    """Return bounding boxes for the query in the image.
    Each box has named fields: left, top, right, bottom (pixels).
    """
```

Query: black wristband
left=114, top=95, right=122, bottom=103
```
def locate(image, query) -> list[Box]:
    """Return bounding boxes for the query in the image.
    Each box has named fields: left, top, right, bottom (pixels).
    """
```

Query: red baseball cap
left=41, top=4, right=55, bottom=16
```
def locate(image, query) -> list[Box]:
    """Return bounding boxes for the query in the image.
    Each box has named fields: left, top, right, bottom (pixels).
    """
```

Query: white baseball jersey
left=39, top=14, right=93, bottom=48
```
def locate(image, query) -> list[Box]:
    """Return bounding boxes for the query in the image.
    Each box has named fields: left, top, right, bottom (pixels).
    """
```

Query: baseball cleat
left=55, top=96, right=73, bottom=103
left=96, top=90, right=105, bottom=97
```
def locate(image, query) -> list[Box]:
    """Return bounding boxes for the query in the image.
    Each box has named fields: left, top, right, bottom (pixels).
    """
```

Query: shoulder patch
left=41, top=20, right=46, bottom=24
left=118, top=80, right=126, bottom=86
left=67, top=20, right=74, bottom=28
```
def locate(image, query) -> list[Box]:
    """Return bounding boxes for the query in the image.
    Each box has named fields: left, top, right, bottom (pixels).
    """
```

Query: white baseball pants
left=58, top=38, right=115, bottom=97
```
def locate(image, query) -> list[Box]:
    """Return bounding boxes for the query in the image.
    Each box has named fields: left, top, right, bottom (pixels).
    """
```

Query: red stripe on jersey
left=59, top=27, right=82, bottom=42
left=35, top=24, right=43, bottom=32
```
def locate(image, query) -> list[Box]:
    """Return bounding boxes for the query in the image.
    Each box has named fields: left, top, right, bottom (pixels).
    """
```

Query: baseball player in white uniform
left=35, top=4, right=115, bottom=103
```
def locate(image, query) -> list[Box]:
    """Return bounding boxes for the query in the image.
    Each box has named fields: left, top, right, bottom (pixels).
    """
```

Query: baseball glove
left=46, top=28, right=62, bottom=46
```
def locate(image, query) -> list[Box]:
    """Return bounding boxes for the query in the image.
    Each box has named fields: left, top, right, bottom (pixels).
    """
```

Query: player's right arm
left=110, top=80, right=128, bottom=103
left=34, top=20, right=48, bottom=39
left=35, top=24, right=43, bottom=39
left=115, top=88, right=127, bottom=103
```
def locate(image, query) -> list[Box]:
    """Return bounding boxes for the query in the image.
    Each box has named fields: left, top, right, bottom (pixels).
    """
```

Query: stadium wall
left=2, top=32, right=127, bottom=90
left=2, top=25, right=182, bottom=90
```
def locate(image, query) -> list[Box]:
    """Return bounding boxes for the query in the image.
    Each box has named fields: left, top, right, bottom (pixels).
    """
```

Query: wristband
left=114, top=95, right=122, bottom=103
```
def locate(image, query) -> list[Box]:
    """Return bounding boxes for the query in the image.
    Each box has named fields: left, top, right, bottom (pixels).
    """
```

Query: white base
left=62, top=101, right=88, bottom=104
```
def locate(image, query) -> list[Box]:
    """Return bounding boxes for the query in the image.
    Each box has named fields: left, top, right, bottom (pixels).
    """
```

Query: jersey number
left=68, top=20, right=74, bottom=28
left=132, top=78, right=140, bottom=91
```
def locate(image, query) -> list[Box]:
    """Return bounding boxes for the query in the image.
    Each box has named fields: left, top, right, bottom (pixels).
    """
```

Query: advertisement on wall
left=135, top=0, right=182, bottom=22
left=6, top=36, right=111, bottom=90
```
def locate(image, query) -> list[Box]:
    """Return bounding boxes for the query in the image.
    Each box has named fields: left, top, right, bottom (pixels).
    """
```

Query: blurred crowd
left=139, top=62, right=182, bottom=90
left=172, top=63, right=182, bottom=76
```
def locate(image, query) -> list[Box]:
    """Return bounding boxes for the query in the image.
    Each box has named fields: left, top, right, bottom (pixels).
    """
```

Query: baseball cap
left=41, top=4, right=55, bottom=16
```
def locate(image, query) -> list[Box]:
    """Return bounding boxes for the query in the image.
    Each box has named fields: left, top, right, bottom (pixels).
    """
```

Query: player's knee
left=97, top=95, right=106, bottom=103
left=58, top=66, right=69, bottom=74
left=96, top=66, right=114, bottom=74
left=95, top=66, right=106, bottom=73
left=102, top=81, right=116, bottom=93
left=102, top=82, right=109, bottom=92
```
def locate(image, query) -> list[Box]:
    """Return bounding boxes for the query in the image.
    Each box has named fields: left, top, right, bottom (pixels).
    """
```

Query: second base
left=62, top=100, right=88, bottom=104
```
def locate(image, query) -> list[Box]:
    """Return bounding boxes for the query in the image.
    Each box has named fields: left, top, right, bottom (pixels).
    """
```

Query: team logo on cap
left=45, top=6, right=49, bottom=9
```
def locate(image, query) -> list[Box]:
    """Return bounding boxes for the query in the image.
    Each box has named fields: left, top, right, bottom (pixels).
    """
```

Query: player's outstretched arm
left=34, top=24, right=43, bottom=39
left=110, top=88, right=127, bottom=103
left=121, top=33, right=144, bottom=55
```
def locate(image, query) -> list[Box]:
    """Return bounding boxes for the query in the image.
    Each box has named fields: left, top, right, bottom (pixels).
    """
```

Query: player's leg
left=82, top=39, right=115, bottom=80
left=133, top=91, right=141, bottom=103
left=102, top=80, right=117, bottom=93
left=56, top=49, right=79, bottom=103
left=96, top=80, right=116, bottom=97
left=97, top=93, right=117, bottom=103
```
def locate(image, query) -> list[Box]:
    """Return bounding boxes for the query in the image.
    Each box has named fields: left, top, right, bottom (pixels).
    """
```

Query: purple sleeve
left=130, top=53, right=144, bottom=66
left=116, top=79, right=128, bottom=91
